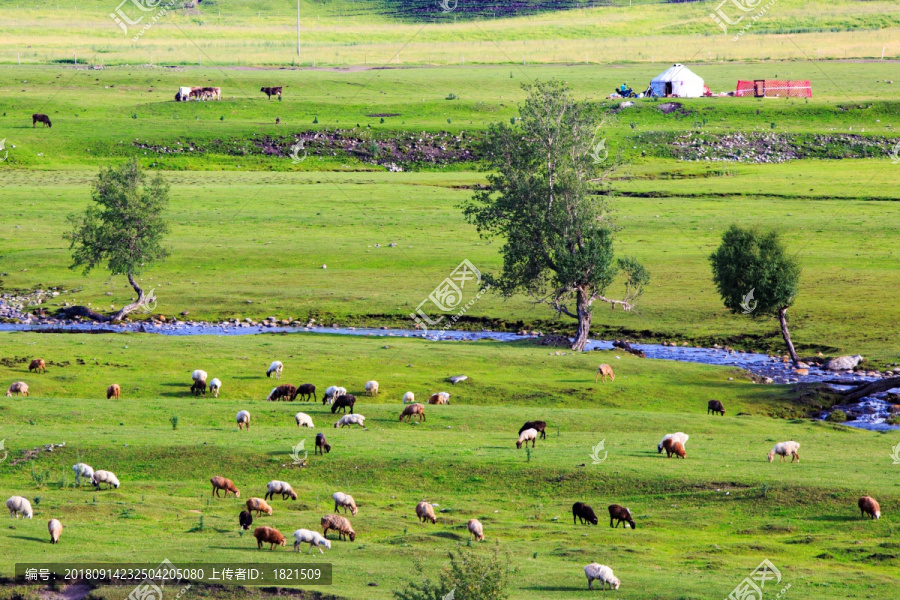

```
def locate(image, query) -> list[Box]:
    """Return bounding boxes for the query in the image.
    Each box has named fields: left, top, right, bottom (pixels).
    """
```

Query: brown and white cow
left=261, top=86, right=283, bottom=100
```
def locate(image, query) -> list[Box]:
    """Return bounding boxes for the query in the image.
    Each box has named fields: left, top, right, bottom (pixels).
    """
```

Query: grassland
left=0, top=331, right=897, bottom=599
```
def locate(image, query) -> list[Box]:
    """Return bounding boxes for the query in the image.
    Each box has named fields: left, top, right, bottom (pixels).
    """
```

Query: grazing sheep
left=91, top=470, right=120, bottom=490
left=608, top=505, right=636, bottom=529
left=516, top=428, right=538, bottom=449
left=334, top=413, right=365, bottom=428
left=239, top=510, right=253, bottom=530
left=48, top=518, right=63, bottom=543
left=321, top=514, right=356, bottom=541
left=236, top=410, right=251, bottom=430
left=72, top=463, right=94, bottom=487
left=106, top=384, right=121, bottom=400
left=365, top=380, right=379, bottom=396
left=323, top=386, right=346, bottom=405
left=662, top=439, right=686, bottom=459
left=467, top=518, right=484, bottom=541
left=266, top=361, right=284, bottom=379
left=858, top=496, right=881, bottom=520
left=192, top=369, right=208, bottom=383
left=402, top=391, right=415, bottom=404
left=415, top=501, right=437, bottom=524
left=333, top=492, right=358, bottom=516
left=293, top=528, right=332, bottom=554
left=295, top=383, right=316, bottom=402
left=265, top=480, right=297, bottom=501
left=572, top=502, right=598, bottom=525
left=246, top=497, right=273, bottom=516
left=6, top=382, right=28, bottom=397
left=400, top=403, right=426, bottom=423
left=584, top=563, right=620, bottom=591
left=191, top=380, right=206, bottom=396
left=315, top=432, right=331, bottom=455
left=657, top=433, right=689, bottom=454
left=267, top=384, right=296, bottom=402
left=29, top=359, right=46, bottom=374
left=6, top=496, right=33, bottom=519
left=332, top=394, right=356, bottom=414
left=294, top=412, right=314, bottom=428
left=32, top=113, right=52, bottom=128
left=595, top=364, right=615, bottom=383
left=210, top=476, right=240, bottom=498
left=767, top=441, right=800, bottom=463
left=209, top=378, right=222, bottom=398
left=428, top=392, right=450, bottom=405
left=519, top=421, right=547, bottom=440
left=707, top=400, right=726, bottom=416
left=253, top=526, right=286, bottom=550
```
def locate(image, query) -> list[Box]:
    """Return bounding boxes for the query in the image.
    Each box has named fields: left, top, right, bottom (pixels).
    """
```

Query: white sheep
left=91, top=470, right=120, bottom=490
left=516, top=428, right=538, bottom=449
left=6, top=382, right=29, bottom=397
left=402, top=391, right=415, bottom=404
left=293, top=528, right=331, bottom=554
left=657, top=432, right=689, bottom=454
left=584, top=563, right=620, bottom=590
left=6, top=496, right=33, bottom=519
left=365, top=380, right=379, bottom=396
left=467, top=518, right=484, bottom=541
left=48, top=518, right=63, bottom=544
left=209, top=378, right=222, bottom=398
left=333, top=492, right=358, bottom=516
left=236, top=410, right=251, bottom=430
left=265, top=480, right=297, bottom=501
left=294, top=412, right=314, bottom=428
left=768, top=441, right=800, bottom=463
left=324, top=386, right=346, bottom=404
left=334, top=414, right=365, bottom=429
left=72, top=463, right=94, bottom=486
left=192, top=369, right=208, bottom=383
left=266, top=361, right=284, bottom=379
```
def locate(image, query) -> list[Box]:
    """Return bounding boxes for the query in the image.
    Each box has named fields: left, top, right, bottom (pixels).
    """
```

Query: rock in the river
left=824, top=355, right=863, bottom=371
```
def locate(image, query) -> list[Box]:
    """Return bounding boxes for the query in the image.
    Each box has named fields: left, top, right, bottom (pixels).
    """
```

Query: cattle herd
left=3, top=358, right=887, bottom=592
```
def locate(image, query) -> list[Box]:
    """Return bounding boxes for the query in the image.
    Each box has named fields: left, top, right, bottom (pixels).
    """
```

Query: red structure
left=736, top=80, right=812, bottom=98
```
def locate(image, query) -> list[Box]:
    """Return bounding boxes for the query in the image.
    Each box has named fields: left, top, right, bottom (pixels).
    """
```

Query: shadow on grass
left=9, top=535, right=47, bottom=543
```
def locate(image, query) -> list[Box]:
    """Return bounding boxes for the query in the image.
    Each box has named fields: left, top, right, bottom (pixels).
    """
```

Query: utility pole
left=297, top=0, right=301, bottom=57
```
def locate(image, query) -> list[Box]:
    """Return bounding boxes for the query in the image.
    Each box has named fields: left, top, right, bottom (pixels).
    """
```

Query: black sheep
left=191, top=380, right=207, bottom=397
left=707, top=400, right=726, bottom=416
left=608, top=504, right=636, bottom=529
left=572, top=502, right=598, bottom=525
left=239, top=510, right=253, bottom=531
left=315, top=433, right=331, bottom=455
left=295, top=383, right=316, bottom=402
left=331, top=394, right=356, bottom=414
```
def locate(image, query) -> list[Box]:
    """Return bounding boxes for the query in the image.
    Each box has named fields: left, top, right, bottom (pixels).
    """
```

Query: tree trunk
left=571, top=290, right=593, bottom=352
left=778, top=307, right=800, bottom=366
left=110, top=272, right=146, bottom=322
left=840, top=376, right=900, bottom=404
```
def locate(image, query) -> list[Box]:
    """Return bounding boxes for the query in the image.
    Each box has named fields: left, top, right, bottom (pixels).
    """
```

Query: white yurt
left=649, top=64, right=706, bottom=98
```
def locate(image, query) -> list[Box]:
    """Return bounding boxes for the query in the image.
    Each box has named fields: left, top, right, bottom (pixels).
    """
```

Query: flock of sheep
left=4, top=358, right=886, bottom=592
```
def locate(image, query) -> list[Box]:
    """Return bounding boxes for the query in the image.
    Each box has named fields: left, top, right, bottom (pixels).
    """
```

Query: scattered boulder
left=824, top=355, right=863, bottom=371
left=448, top=375, right=468, bottom=385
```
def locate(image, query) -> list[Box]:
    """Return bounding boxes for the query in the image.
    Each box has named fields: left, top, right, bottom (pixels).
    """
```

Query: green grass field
left=0, top=332, right=897, bottom=599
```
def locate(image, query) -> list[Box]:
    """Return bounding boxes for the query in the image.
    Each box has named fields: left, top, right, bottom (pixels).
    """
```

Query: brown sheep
left=662, top=438, right=686, bottom=459
left=428, top=392, right=450, bottom=405
left=595, top=364, right=615, bottom=383
left=6, top=382, right=29, bottom=397
left=858, top=496, right=881, bottom=520
left=315, top=432, right=331, bottom=455
left=246, top=497, right=273, bottom=516
left=106, top=384, right=121, bottom=400
left=415, top=501, right=437, bottom=524
left=321, top=514, right=355, bottom=541
left=29, top=359, right=46, bottom=374
left=400, top=403, right=426, bottom=423
left=267, top=384, right=296, bottom=402
left=253, top=526, right=285, bottom=550
left=210, top=476, right=240, bottom=498
left=608, top=504, right=636, bottom=529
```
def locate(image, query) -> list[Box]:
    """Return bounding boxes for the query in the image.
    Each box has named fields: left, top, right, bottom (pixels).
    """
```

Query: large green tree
left=709, top=224, right=802, bottom=364
left=461, top=80, right=648, bottom=351
left=65, top=159, right=170, bottom=321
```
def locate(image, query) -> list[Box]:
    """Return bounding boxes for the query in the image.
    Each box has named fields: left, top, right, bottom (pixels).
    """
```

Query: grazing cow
left=176, top=86, right=192, bottom=101
left=261, top=86, right=283, bottom=100
left=29, top=359, right=46, bottom=374
left=331, top=394, right=356, bottom=414
left=33, top=114, right=52, bottom=128
left=707, top=400, right=726, bottom=416
left=294, top=383, right=316, bottom=402
left=519, top=421, right=547, bottom=440
left=202, top=86, right=221, bottom=101
left=572, top=502, right=598, bottom=525
left=595, top=364, right=615, bottom=383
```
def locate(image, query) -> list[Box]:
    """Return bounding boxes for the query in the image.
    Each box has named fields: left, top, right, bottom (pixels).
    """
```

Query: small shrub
left=825, top=410, right=847, bottom=423
left=132, top=113, right=137, bottom=119
left=886, top=415, right=900, bottom=425
left=446, top=93, right=458, bottom=100
left=170, top=415, right=179, bottom=430
left=380, top=117, right=385, bottom=124
left=313, top=116, right=318, bottom=124
left=220, top=116, right=225, bottom=121
left=393, top=547, right=513, bottom=600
